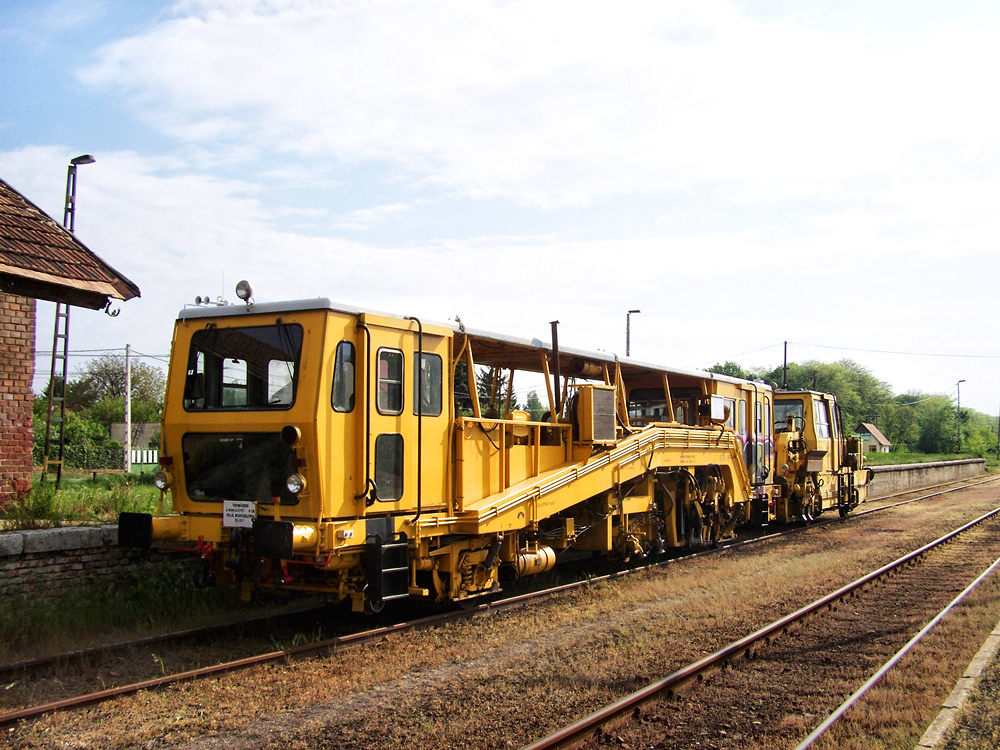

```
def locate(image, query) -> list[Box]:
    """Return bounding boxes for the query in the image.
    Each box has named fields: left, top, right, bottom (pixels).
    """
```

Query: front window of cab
left=774, top=399, right=803, bottom=432
left=183, top=432, right=297, bottom=504
left=184, top=324, right=303, bottom=410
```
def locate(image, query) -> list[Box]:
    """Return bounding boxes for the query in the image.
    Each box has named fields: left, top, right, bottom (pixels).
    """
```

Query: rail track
left=2, top=474, right=996, bottom=733
left=523, top=504, right=1000, bottom=749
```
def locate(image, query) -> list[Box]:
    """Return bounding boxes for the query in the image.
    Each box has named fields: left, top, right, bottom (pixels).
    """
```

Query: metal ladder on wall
left=41, top=303, right=71, bottom=487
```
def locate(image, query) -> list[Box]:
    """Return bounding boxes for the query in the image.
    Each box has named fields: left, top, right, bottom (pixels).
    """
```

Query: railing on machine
left=454, top=415, right=573, bottom=505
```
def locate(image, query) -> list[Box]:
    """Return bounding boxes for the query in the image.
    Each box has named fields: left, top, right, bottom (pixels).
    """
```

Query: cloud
left=9, top=2, right=1000, bottom=414
left=77, top=0, right=1000, bottom=209
left=331, top=202, right=412, bottom=232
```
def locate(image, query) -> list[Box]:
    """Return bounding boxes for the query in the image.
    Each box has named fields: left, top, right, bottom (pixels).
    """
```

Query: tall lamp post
left=42, top=154, right=96, bottom=487
left=956, top=379, right=965, bottom=454
left=626, top=309, right=641, bottom=357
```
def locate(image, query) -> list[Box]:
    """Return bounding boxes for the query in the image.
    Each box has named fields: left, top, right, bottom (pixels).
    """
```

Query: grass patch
left=0, top=557, right=233, bottom=662
left=0, top=473, right=164, bottom=530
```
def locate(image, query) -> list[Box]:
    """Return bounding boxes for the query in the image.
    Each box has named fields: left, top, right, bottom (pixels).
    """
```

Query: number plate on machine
left=222, top=500, right=255, bottom=528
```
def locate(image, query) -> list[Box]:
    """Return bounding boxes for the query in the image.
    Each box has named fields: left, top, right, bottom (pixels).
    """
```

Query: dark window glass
left=813, top=398, right=831, bottom=439
left=375, top=434, right=404, bottom=501
left=332, top=341, right=355, bottom=412
left=182, top=432, right=297, bottom=505
left=377, top=349, right=404, bottom=414
left=774, top=398, right=804, bottom=433
left=184, top=324, right=303, bottom=411
left=412, top=352, right=443, bottom=416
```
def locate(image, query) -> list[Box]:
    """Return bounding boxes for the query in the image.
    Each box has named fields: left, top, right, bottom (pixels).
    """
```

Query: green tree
left=525, top=390, right=545, bottom=421
left=707, top=361, right=750, bottom=379
left=961, top=408, right=998, bottom=458
left=916, top=395, right=957, bottom=453
left=68, top=354, right=166, bottom=408
left=87, top=397, right=162, bottom=435
left=476, top=367, right=520, bottom=416
left=763, top=359, right=893, bottom=432
left=879, top=393, right=921, bottom=451
left=33, top=353, right=166, bottom=470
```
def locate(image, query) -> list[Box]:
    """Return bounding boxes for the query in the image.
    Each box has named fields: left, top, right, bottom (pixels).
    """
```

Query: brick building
left=0, top=176, right=139, bottom=506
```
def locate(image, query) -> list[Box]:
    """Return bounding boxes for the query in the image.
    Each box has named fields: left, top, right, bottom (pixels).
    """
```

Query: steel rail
left=794, top=553, right=1000, bottom=749
left=4, top=476, right=993, bottom=728
left=0, top=573, right=633, bottom=729
left=3, top=474, right=990, bottom=681
left=521, top=506, right=1000, bottom=750
left=0, top=601, right=328, bottom=679
left=855, top=474, right=1000, bottom=516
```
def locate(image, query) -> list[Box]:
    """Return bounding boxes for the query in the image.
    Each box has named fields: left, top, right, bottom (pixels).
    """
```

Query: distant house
left=857, top=422, right=892, bottom=453
left=0, top=176, right=139, bottom=505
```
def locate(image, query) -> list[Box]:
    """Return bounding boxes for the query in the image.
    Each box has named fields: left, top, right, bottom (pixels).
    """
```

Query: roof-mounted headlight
left=235, top=280, right=254, bottom=308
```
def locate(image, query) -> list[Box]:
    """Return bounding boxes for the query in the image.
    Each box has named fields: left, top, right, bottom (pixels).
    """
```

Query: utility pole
left=956, top=379, right=965, bottom=454
left=125, top=344, right=132, bottom=473
left=782, top=341, right=788, bottom=390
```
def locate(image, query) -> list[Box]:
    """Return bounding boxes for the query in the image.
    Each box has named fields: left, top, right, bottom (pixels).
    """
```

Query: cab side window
left=331, top=341, right=355, bottom=412
left=377, top=349, right=404, bottom=415
left=813, top=398, right=831, bottom=439
left=413, top=352, right=443, bottom=416
left=375, top=434, right=404, bottom=500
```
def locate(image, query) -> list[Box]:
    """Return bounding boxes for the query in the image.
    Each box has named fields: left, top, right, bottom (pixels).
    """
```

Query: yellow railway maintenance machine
left=772, top=390, right=873, bottom=522
left=120, top=290, right=855, bottom=613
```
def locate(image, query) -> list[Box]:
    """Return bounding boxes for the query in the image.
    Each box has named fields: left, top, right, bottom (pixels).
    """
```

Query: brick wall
left=0, top=526, right=125, bottom=598
left=0, top=526, right=191, bottom=600
left=0, top=293, right=36, bottom=507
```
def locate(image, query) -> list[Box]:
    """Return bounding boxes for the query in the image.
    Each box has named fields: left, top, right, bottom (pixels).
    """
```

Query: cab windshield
left=774, top=399, right=803, bottom=432
left=183, top=323, right=303, bottom=410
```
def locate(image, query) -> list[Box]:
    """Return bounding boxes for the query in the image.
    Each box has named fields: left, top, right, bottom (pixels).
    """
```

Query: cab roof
left=178, top=297, right=770, bottom=391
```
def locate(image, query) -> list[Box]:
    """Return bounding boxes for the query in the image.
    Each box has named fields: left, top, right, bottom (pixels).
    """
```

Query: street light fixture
left=956, top=379, right=965, bottom=454
left=626, top=309, right=641, bottom=357
left=63, top=154, right=96, bottom=232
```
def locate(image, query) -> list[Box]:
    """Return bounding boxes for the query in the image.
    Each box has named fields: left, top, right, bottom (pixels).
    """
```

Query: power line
left=787, top=341, right=1000, bottom=359
left=34, top=349, right=170, bottom=360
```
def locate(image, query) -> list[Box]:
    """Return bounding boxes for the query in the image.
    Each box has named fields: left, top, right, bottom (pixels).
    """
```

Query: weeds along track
left=528, top=506, right=1000, bottom=750
left=2, top=475, right=995, bottom=737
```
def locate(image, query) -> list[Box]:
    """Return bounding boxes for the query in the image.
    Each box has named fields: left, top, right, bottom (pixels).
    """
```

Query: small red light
left=160, top=456, right=173, bottom=467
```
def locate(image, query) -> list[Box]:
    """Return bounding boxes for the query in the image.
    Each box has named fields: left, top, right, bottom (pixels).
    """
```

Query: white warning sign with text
left=222, top=500, right=255, bottom=528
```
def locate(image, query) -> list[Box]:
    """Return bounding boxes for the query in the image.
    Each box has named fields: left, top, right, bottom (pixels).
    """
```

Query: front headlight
left=286, top=473, right=307, bottom=494
left=153, top=471, right=172, bottom=490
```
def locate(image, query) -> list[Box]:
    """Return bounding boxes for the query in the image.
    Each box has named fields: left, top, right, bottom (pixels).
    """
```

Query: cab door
left=355, top=314, right=451, bottom=517
left=810, top=395, right=836, bottom=505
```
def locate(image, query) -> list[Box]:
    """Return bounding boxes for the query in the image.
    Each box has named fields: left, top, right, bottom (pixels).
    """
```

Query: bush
left=0, top=474, right=163, bottom=530
left=0, top=482, right=67, bottom=529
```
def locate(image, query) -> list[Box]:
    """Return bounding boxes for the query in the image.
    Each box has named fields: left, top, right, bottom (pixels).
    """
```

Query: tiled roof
left=858, top=421, right=892, bottom=446
left=0, top=177, right=139, bottom=310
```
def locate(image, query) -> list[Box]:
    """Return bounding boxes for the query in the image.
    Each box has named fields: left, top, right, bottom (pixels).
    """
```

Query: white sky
left=2, top=0, right=998, bottom=415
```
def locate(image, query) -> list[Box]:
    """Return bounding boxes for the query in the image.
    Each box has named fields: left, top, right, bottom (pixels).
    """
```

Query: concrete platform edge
left=916, top=622, right=1000, bottom=749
